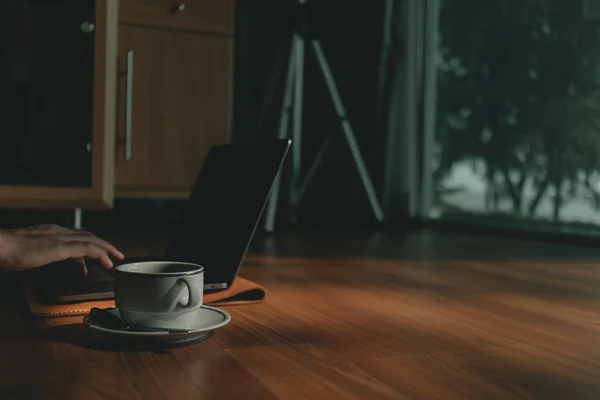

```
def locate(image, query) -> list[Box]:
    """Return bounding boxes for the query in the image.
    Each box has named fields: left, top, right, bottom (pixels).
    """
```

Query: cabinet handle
left=172, top=3, right=186, bottom=12
left=124, top=50, right=134, bottom=162
left=80, top=21, right=95, bottom=34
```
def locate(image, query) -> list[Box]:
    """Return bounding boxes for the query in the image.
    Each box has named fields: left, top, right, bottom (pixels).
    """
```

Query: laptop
left=30, top=139, right=291, bottom=304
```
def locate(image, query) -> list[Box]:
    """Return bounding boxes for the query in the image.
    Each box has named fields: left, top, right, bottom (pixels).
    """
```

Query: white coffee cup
left=114, top=261, right=204, bottom=331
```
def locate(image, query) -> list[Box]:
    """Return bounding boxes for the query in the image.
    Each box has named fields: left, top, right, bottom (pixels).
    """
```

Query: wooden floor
left=2, top=228, right=600, bottom=399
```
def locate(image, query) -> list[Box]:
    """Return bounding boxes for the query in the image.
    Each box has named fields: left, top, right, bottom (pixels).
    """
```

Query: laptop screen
left=165, top=139, right=290, bottom=286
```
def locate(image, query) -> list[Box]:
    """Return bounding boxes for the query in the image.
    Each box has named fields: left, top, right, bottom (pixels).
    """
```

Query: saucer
left=83, top=305, right=230, bottom=346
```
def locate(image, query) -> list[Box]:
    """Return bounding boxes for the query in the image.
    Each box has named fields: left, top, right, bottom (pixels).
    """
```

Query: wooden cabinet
left=0, top=0, right=118, bottom=208
left=119, top=0, right=234, bottom=34
left=115, top=2, right=233, bottom=198
left=0, top=0, right=234, bottom=207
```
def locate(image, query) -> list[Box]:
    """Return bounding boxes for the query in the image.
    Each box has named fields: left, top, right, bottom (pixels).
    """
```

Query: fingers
left=20, top=224, right=125, bottom=261
left=74, top=257, right=88, bottom=278
left=47, top=226, right=125, bottom=260
left=58, top=234, right=124, bottom=261
left=3, top=225, right=126, bottom=272
left=56, top=242, right=115, bottom=270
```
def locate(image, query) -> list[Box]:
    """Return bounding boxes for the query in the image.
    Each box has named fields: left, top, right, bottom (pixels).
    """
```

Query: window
left=428, top=0, right=600, bottom=234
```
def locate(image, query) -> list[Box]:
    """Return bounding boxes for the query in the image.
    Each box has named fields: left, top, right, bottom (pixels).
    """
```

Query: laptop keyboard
left=31, top=259, right=113, bottom=286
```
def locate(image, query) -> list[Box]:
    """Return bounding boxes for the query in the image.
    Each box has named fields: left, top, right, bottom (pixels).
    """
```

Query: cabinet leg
left=74, top=208, right=83, bottom=230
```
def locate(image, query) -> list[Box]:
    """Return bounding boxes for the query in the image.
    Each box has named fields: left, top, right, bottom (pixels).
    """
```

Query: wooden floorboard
left=2, top=228, right=600, bottom=399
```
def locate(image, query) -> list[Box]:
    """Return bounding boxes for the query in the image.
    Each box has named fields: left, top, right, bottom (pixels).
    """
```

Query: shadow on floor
left=38, top=323, right=213, bottom=354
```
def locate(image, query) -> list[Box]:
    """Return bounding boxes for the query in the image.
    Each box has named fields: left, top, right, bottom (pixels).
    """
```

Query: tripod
left=263, top=0, right=385, bottom=232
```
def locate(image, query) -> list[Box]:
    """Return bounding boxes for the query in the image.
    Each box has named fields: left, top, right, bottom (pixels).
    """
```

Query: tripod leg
left=289, top=33, right=305, bottom=221
left=263, top=39, right=297, bottom=232
left=255, top=35, right=293, bottom=133
left=310, top=41, right=385, bottom=222
left=298, top=126, right=336, bottom=204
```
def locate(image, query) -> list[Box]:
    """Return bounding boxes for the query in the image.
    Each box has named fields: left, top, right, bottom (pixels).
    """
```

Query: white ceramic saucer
left=83, top=306, right=230, bottom=346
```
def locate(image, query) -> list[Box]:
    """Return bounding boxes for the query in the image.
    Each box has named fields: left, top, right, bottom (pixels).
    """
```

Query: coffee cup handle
left=178, top=277, right=201, bottom=310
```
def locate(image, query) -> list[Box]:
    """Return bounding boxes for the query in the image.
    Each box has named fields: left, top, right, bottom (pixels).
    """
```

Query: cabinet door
left=115, top=25, right=232, bottom=196
left=0, top=0, right=118, bottom=208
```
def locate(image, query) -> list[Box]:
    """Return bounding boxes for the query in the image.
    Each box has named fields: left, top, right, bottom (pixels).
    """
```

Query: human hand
left=0, top=224, right=124, bottom=274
